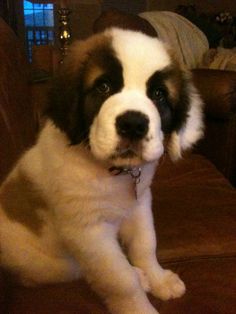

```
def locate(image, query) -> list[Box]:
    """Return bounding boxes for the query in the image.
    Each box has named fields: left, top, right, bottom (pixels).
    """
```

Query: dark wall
left=102, top=0, right=146, bottom=14
left=147, top=0, right=236, bottom=15
left=0, top=0, right=18, bottom=33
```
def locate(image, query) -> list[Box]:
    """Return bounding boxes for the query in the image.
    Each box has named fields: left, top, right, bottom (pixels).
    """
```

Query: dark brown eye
left=152, top=88, right=166, bottom=102
left=96, top=82, right=111, bottom=95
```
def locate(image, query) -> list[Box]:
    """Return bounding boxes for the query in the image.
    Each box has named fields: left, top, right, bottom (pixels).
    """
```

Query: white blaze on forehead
left=109, top=28, right=171, bottom=90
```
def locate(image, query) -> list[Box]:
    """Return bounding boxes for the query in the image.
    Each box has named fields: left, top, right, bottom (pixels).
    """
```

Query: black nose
left=116, top=111, right=149, bottom=140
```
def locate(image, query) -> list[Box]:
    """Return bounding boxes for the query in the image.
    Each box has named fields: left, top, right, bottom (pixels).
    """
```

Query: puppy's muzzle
left=116, top=110, right=149, bottom=141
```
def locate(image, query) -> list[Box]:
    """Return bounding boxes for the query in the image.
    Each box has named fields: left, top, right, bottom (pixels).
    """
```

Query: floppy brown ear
left=168, top=83, right=204, bottom=160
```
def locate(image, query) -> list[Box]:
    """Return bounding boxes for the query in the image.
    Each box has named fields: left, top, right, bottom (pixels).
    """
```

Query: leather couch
left=1, top=15, right=236, bottom=314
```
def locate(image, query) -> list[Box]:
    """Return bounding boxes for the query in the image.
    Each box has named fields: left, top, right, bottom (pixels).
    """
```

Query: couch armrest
left=192, top=69, right=236, bottom=186
left=192, top=69, right=236, bottom=119
left=197, top=116, right=236, bottom=186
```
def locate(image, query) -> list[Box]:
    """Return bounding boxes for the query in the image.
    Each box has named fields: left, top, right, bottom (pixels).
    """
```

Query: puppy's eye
left=96, top=82, right=111, bottom=95
left=151, top=88, right=166, bottom=103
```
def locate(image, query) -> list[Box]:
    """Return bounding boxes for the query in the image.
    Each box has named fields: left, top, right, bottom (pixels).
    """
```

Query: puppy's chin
left=111, top=154, right=144, bottom=168
left=110, top=142, right=142, bottom=167
left=109, top=147, right=163, bottom=168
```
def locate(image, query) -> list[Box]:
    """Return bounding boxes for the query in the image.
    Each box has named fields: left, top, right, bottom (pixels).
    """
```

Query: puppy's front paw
left=151, top=270, right=186, bottom=301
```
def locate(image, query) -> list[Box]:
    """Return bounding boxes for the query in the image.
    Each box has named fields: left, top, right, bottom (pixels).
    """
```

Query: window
left=23, top=1, right=55, bottom=61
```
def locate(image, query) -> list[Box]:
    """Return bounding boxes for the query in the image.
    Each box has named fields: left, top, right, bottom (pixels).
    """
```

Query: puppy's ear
left=168, top=82, right=204, bottom=161
left=47, top=63, right=82, bottom=144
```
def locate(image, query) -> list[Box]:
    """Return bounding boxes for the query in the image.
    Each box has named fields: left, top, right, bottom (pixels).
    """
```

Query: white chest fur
left=18, top=122, right=157, bottom=228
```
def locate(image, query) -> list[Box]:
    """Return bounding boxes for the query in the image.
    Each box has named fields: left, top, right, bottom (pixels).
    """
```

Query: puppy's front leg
left=120, top=189, right=186, bottom=301
left=62, top=222, right=158, bottom=314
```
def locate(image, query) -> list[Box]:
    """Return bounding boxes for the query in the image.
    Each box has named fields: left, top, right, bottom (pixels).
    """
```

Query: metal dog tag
left=128, top=167, right=142, bottom=200
left=109, top=166, right=142, bottom=200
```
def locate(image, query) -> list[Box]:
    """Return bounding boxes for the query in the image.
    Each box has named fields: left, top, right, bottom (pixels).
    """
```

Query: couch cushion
left=6, top=259, right=236, bottom=314
left=151, top=257, right=236, bottom=314
left=7, top=280, right=106, bottom=314
left=152, top=154, right=236, bottom=262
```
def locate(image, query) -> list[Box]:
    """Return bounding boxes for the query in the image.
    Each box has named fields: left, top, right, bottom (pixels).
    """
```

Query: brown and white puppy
left=0, top=28, right=203, bottom=314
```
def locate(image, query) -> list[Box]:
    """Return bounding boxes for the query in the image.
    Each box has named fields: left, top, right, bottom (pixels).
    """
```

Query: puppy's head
left=48, top=28, right=203, bottom=167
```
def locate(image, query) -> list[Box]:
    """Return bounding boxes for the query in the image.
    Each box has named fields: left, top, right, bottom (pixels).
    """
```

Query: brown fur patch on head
left=165, top=66, right=190, bottom=106
left=0, top=171, right=48, bottom=235
left=61, top=32, right=112, bottom=79
left=83, top=64, right=104, bottom=90
left=165, top=77, right=181, bottom=103
left=164, top=46, right=192, bottom=104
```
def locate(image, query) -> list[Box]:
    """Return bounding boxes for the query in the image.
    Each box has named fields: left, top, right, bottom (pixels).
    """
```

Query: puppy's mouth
left=115, top=139, right=142, bottom=157
left=118, top=148, right=137, bottom=158
left=110, top=140, right=144, bottom=166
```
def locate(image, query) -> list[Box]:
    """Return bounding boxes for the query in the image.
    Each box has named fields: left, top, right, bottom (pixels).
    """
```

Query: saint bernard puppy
left=0, top=28, right=203, bottom=314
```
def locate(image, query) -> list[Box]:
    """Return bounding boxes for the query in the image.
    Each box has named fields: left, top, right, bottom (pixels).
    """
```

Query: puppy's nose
left=116, top=111, right=149, bottom=140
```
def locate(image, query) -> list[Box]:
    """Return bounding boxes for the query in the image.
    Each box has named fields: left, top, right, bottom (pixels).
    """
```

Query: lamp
left=57, top=2, right=71, bottom=62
